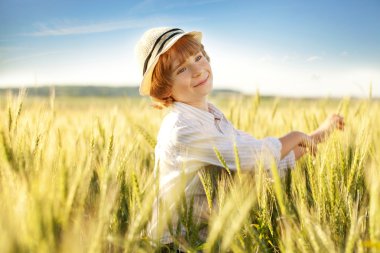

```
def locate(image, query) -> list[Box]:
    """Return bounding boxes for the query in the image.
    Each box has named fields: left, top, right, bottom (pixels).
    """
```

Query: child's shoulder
left=161, top=109, right=200, bottom=130
left=157, top=110, right=202, bottom=142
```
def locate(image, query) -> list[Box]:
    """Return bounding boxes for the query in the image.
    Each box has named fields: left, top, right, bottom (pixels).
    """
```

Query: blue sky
left=1, top=0, right=379, bottom=97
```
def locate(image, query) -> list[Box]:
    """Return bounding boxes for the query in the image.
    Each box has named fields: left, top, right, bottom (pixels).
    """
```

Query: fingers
left=308, top=137, right=318, bottom=156
left=331, top=113, right=345, bottom=131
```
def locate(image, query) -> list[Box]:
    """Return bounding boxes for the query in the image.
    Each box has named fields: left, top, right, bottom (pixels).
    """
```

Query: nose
left=191, top=64, right=202, bottom=78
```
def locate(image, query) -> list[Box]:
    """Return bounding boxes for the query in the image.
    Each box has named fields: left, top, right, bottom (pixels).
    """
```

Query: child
left=135, top=27, right=344, bottom=246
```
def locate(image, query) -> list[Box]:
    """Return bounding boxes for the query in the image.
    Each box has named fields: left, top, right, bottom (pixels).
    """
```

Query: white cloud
left=258, top=54, right=273, bottom=63
left=2, top=31, right=379, bottom=98
left=0, top=46, right=24, bottom=52
left=1, top=51, right=66, bottom=64
left=281, top=55, right=292, bottom=63
left=340, top=51, right=349, bottom=56
left=129, top=0, right=226, bottom=13
left=24, top=16, right=202, bottom=37
left=311, top=74, right=321, bottom=81
left=163, top=0, right=226, bottom=9
left=0, top=56, right=137, bottom=86
left=207, top=47, right=380, bottom=97
left=306, top=56, right=322, bottom=62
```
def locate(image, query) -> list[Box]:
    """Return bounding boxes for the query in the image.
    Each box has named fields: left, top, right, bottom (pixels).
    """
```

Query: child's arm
left=311, top=114, right=345, bottom=144
left=279, top=131, right=317, bottom=159
left=290, top=114, right=345, bottom=161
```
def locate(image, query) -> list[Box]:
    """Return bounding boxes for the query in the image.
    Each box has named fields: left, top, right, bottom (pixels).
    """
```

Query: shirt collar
left=208, top=103, right=223, bottom=120
left=172, top=101, right=223, bottom=123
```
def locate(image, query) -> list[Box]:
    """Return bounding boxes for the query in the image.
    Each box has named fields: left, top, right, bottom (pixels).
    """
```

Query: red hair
left=150, top=35, right=210, bottom=109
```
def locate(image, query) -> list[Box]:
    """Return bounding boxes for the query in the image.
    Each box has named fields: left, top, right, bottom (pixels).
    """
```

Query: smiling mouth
left=194, top=75, right=209, bottom=87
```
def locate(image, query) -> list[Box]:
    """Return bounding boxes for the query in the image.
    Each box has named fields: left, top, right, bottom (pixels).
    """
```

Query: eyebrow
left=172, top=51, right=201, bottom=72
left=172, top=60, right=185, bottom=72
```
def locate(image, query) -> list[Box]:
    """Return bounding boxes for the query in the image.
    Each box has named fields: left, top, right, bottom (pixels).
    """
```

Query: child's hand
left=311, top=114, right=345, bottom=143
left=279, top=131, right=318, bottom=159
left=319, top=114, right=345, bottom=132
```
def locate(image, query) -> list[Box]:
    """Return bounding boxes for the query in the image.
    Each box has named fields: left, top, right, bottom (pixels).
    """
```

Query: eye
left=195, top=54, right=202, bottom=61
left=177, top=67, right=186, bottom=75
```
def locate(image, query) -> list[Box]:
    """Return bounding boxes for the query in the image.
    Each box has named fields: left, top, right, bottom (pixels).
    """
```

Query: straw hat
left=135, top=27, right=202, bottom=96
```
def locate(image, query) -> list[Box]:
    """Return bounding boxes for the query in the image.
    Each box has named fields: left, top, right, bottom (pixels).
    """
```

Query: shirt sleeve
left=278, top=150, right=295, bottom=170
left=172, top=120, right=286, bottom=173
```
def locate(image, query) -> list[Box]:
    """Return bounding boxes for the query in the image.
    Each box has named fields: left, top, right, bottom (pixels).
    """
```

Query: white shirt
left=149, top=101, right=295, bottom=242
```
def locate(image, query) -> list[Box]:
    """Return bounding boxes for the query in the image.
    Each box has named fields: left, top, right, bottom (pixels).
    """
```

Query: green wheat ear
left=106, top=133, right=114, bottom=167
left=84, top=169, right=101, bottom=215
left=135, top=124, right=157, bottom=148
left=131, top=171, right=142, bottom=211
left=233, top=142, right=242, bottom=182
left=198, top=169, right=214, bottom=211
left=271, top=98, right=279, bottom=119
left=213, top=146, right=231, bottom=176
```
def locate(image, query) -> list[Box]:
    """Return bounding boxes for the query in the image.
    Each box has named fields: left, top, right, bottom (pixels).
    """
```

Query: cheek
left=175, top=73, right=191, bottom=85
left=201, top=60, right=212, bottom=71
left=171, top=76, right=188, bottom=95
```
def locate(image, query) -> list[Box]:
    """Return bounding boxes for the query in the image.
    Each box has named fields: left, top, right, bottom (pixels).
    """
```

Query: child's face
left=169, top=50, right=213, bottom=104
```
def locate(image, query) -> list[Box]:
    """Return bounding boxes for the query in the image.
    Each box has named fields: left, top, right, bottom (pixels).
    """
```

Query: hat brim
left=139, top=31, right=202, bottom=96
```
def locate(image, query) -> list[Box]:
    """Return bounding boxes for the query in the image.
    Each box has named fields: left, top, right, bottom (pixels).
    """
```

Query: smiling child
left=135, top=27, right=344, bottom=248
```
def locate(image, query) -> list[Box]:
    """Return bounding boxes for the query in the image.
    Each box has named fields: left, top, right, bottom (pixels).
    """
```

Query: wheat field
left=0, top=90, right=379, bottom=253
